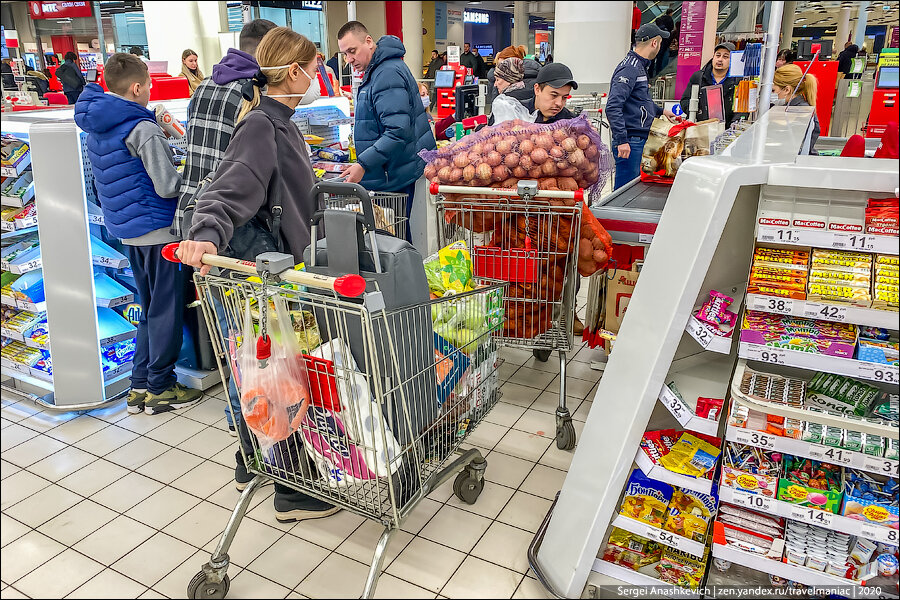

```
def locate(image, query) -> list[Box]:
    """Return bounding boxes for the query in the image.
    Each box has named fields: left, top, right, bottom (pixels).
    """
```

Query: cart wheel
left=188, top=571, right=230, bottom=599
left=453, top=471, right=484, bottom=505
left=533, top=349, right=552, bottom=362
left=556, top=420, right=576, bottom=451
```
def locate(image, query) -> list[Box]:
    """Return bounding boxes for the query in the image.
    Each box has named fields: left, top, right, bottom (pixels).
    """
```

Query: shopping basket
left=322, top=188, right=408, bottom=236
left=161, top=245, right=506, bottom=599
left=432, top=180, right=583, bottom=450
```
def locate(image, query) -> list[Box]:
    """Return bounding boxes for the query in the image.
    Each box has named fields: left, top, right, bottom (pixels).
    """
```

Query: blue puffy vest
left=74, top=84, right=175, bottom=239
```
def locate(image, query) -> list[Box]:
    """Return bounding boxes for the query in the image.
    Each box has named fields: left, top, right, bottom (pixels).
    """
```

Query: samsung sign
left=464, top=10, right=490, bottom=25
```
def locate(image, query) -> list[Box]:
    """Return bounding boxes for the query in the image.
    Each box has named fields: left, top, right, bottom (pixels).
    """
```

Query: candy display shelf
left=738, top=342, right=899, bottom=385
left=745, top=293, right=898, bottom=329
left=590, top=558, right=701, bottom=598
left=1, top=151, right=31, bottom=178
left=1, top=174, right=35, bottom=207
left=685, top=314, right=736, bottom=355
left=659, top=354, right=731, bottom=438
left=756, top=225, right=899, bottom=255
left=634, top=448, right=715, bottom=496
left=610, top=514, right=707, bottom=558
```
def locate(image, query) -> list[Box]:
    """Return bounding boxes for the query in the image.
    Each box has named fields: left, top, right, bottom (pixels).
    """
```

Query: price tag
left=734, top=429, right=777, bottom=449
left=760, top=296, right=794, bottom=315
left=1, top=222, right=14, bottom=232
left=94, top=255, right=115, bottom=267
left=639, top=233, right=654, bottom=244
left=88, top=214, right=104, bottom=226
left=661, top=385, right=691, bottom=426
left=0, top=327, right=16, bottom=339
left=17, top=216, right=37, bottom=229
left=759, top=227, right=802, bottom=244
left=790, top=505, right=835, bottom=527
left=809, top=445, right=853, bottom=465
left=859, top=362, right=899, bottom=384
left=731, top=489, right=774, bottom=512
left=20, top=258, right=41, bottom=273
left=802, top=302, right=848, bottom=322
left=860, top=523, right=900, bottom=545
left=744, top=344, right=786, bottom=365
left=106, top=295, right=131, bottom=308
left=863, top=456, right=900, bottom=477
left=687, top=318, right=715, bottom=349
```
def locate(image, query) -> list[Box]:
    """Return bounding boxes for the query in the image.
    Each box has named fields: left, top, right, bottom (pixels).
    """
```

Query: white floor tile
left=294, top=552, right=370, bottom=599
left=57, top=458, right=130, bottom=498
left=0, top=586, right=28, bottom=599
left=73, top=425, right=140, bottom=457
left=471, top=521, right=534, bottom=574
left=17, top=410, right=77, bottom=434
left=519, top=464, right=567, bottom=500
left=463, top=421, right=508, bottom=450
left=144, top=416, right=208, bottom=447
left=112, top=532, right=198, bottom=587
left=385, top=537, right=466, bottom=594
left=498, top=347, right=535, bottom=366
left=372, top=573, right=435, bottom=599
left=483, top=402, right=527, bottom=428
left=176, top=426, right=235, bottom=459
left=440, top=556, right=523, bottom=599
left=202, top=516, right=285, bottom=570
left=136, top=447, right=205, bottom=485
left=209, top=444, right=237, bottom=467
left=290, top=509, right=365, bottom=551
left=445, top=479, right=515, bottom=520
left=0, top=514, right=30, bottom=548
left=181, top=397, right=229, bottom=426
left=0, top=459, right=19, bottom=480
left=497, top=491, right=553, bottom=534
left=137, top=588, right=169, bottom=599
left=89, top=402, right=131, bottom=424
left=494, top=428, right=553, bottom=463
left=398, top=497, right=442, bottom=535
left=170, top=460, right=234, bottom=499
left=512, top=574, right=555, bottom=599
left=73, top=515, right=156, bottom=565
left=482, top=451, right=534, bottom=489
left=498, top=362, right=519, bottom=382
left=90, top=471, right=165, bottom=513
left=512, top=409, right=557, bottom=439
left=419, top=504, right=492, bottom=553
left=162, top=501, right=233, bottom=549
left=530, top=391, right=580, bottom=415
left=0, top=401, right=43, bottom=425
left=520, top=355, right=561, bottom=374
left=546, top=374, right=596, bottom=399
left=114, top=411, right=177, bottom=436
left=539, top=444, right=576, bottom=471
left=4, top=483, right=83, bottom=528
left=150, top=550, right=211, bottom=600
left=65, top=568, right=148, bottom=599
left=0, top=469, right=51, bottom=511
left=36, top=499, right=117, bottom=546
left=12, top=549, right=104, bottom=599
left=27, top=445, right=96, bottom=482
left=104, top=436, right=169, bottom=470
left=246, top=534, right=329, bottom=590
left=3, top=434, right=67, bottom=468
left=563, top=360, right=604, bottom=383
left=125, top=485, right=201, bottom=530
left=0, top=530, right=65, bottom=584
left=508, top=367, right=556, bottom=390
left=572, top=399, right=592, bottom=422
left=227, top=569, right=291, bottom=599
left=335, top=519, right=413, bottom=567
left=498, top=382, right=542, bottom=408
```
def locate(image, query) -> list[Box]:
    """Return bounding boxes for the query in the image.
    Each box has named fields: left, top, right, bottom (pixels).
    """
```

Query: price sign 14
left=790, top=505, right=834, bottom=527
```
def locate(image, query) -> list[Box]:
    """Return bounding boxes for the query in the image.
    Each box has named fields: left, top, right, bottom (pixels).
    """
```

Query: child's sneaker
left=126, top=389, right=148, bottom=414
left=144, top=383, right=203, bottom=415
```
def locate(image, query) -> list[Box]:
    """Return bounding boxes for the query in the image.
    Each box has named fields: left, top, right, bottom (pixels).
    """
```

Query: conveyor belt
left=591, top=179, right=672, bottom=245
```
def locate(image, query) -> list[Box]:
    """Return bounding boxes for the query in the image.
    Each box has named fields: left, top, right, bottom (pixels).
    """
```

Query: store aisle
left=0, top=343, right=604, bottom=600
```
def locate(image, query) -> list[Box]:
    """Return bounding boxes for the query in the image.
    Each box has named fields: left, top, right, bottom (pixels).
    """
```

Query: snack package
left=696, top=290, right=735, bottom=329
left=660, top=432, right=721, bottom=477
left=664, top=488, right=718, bottom=543
left=655, top=546, right=708, bottom=589
left=602, top=527, right=663, bottom=571
left=619, top=469, right=674, bottom=527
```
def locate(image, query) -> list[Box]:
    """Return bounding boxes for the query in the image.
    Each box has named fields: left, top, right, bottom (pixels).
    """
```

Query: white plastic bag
left=490, top=93, right=538, bottom=124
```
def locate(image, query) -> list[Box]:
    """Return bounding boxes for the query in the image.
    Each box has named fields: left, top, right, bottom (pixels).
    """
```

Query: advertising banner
left=674, top=1, right=707, bottom=98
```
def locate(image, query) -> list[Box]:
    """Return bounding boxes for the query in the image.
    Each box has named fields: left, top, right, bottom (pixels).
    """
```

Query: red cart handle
left=161, top=243, right=367, bottom=298
left=429, top=183, right=584, bottom=202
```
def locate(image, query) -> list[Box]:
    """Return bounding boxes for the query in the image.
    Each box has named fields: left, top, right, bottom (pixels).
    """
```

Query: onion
left=528, top=166, right=543, bottom=179
left=470, top=143, right=484, bottom=155
left=530, top=148, right=549, bottom=165
left=476, top=163, right=493, bottom=181
left=463, top=165, right=476, bottom=182
left=549, top=146, right=565, bottom=159
left=584, top=145, right=599, bottom=160
left=504, top=152, right=520, bottom=169
left=453, top=152, right=469, bottom=168
left=561, top=137, right=578, bottom=153
left=492, top=165, right=509, bottom=182
left=449, top=167, right=463, bottom=183
left=438, top=166, right=453, bottom=183
left=576, top=134, right=591, bottom=150
left=424, top=164, right=437, bottom=180
left=512, top=166, right=527, bottom=178
left=552, top=129, right=569, bottom=142
left=568, top=148, right=586, bottom=167
left=541, top=161, right=557, bottom=176
left=560, top=166, right=578, bottom=177
left=495, top=137, right=515, bottom=154
left=533, top=133, right=554, bottom=150
left=519, top=139, right=534, bottom=155
left=519, top=155, right=534, bottom=170
left=486, top=151, right=503, bottom=167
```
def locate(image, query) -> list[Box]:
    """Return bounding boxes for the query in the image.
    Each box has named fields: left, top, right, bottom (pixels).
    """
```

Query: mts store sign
left=28, top=2, right=93, bottom=19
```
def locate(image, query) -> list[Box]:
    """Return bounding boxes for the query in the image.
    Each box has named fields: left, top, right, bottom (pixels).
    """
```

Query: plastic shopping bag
left=490, top=93, right=538, bottom=125
left=238, top=295, right=312, bottom=450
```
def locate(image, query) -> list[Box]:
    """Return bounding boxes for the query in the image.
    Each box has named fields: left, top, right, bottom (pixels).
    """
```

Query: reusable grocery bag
left=683, top=119, right=725, bottom=158
left=238, top=295, right=312, bottom=450
left=641, top=117, right=685, bottom=178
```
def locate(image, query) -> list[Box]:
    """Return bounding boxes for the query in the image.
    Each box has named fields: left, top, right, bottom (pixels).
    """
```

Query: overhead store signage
left=464, top=10, right=490, bottom=25
left=28, top=1, right=92, bottom=19
left=301, top=1, right=322, bottom=10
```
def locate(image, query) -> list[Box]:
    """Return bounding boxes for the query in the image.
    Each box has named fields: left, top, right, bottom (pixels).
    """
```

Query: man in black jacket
left=651, top=8, right=676, bottom=78
left=460, top=43, right=477, bottom=73
left=56, top=52, right=86, bottom=104
left=522, top=63, right=577, bottom=124
left=679, top=42, right=738, bottom=125
left=837, top=43, right=861, bottom=80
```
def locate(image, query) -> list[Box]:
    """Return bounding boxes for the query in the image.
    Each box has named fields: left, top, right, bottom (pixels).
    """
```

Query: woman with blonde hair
left=180, top=49, right=204, bottom=94
left=772, top=63, right=820, bottom=153
left=176, top=27, right=339, bottom=524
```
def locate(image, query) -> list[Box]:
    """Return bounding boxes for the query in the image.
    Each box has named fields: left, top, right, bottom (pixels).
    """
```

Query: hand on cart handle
left=161, top=242, right=368, bottom=298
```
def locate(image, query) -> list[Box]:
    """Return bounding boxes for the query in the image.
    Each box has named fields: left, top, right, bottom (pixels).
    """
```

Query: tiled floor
left=0, top=342, right=606, bottom=599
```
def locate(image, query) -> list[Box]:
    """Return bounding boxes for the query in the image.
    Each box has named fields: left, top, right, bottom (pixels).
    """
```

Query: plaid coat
left=173, top=76, right=246, bottom=235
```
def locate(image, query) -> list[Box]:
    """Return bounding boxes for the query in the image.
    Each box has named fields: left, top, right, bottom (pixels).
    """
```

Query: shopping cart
left=162, top=245, right=506, bottom=599
left=323, top=189, right=408, bottom=237
left=432, top=180, right=584, bottom=450
left=566, top=93, right=611, bottom=171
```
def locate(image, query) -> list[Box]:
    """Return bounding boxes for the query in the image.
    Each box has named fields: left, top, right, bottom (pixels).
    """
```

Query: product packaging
left=619, top=469, right=674, bottom=527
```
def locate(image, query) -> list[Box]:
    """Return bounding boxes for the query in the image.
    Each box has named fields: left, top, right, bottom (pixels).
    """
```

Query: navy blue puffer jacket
left=74, top=83, right=175, bottom=239
left=355, top=36, right=436, bottom=191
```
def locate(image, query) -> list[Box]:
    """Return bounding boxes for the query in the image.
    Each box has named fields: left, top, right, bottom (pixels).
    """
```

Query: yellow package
left=659, top=433, right=720, bottom=477
left=663, top=489, right=717, bottom=543
left=438, top=241, right=474, bottom=293
left=619, top=469, right=674, bottom=526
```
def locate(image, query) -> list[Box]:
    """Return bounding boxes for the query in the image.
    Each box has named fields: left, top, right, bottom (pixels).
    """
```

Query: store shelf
left=15, top=298, right=46, bottom=313
left=1, top=153, right=31, bottom=178
left=739, top=341, right=899, bottom=385
left=634, top=448, right=715, bottom=496
left=591, top=558, right=700, bottom=598
left=731, top=361, right=899, bottom=438
left=685, top=315, right=735, bottom=354
left=94, top=274, right=134, bottom=308
left=1, top=366, right=53, bottom=392
left=0, top=328, right=24, bottom=342
left=90, top=236, right=129, bottom=270
left=97, top=307, right=137, bottom=347
left=1, top=221, right=13, bottom=233
left=610, top=514, right=707, bottom=558
left=2, top=248, right=42, bottom=275
left=1, top=226, right=37, bottom=240
left=719, top=486, right=900, bottom=544
left=757, top=225, right=899, bottom=255
left=745, top=293, right=899, bottom=329
left=1, top=177, right=35, bottom=207
left=725, top=425, right=899, bottom=477
left=1, top=293, right=15, bottom=307
left=658, top=383, right=721, bottom=437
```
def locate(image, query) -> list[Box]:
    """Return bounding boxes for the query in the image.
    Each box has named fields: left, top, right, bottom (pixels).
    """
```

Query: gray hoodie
left=188, top=96, right=317, bottom=262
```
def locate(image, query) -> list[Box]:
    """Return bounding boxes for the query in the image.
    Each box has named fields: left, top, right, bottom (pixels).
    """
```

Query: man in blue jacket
left=607, top=23, right=676, bottom=190
left=338, top=21, right=436, bottom=241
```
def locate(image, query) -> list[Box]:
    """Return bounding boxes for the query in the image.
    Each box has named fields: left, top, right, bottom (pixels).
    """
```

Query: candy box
left=664, top=487, right=718, bottom=543
left=721, top=465, right=779, bottom=497
left=655, top=546, right=708, bottom=590
left=619, top=469, right=674, bottom=527
left=777, top=456, right=844, bottom=514
left=841, top=471, right=900, bottom=530
left=601, top=527, right=662, bottom=571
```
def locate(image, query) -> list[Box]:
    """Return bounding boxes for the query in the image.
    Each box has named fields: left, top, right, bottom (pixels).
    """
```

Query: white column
left=781, top=1, right=797, bottom=49
left=402, top=1, right=423, bottom=78
left=835, top=7, right=851, bottom=48
left=854, top=1, right=870, bottom=50
left=724, top=0, right=758, bottom=33
left=347, top=1, right=357, bottom=22
left=701, top=0, right=720, bottom=64
left=514, top=1, right=528, bottom=48
left=143, top=0, right=224, bottom=76
left=554, top=0, right=631, bottom=94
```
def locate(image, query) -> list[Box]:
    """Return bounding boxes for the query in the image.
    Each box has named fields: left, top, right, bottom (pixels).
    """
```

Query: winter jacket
left=522, top=98, right=575, bottom=124
left=426, top=57, right=443, bottom=80
left=678, top=60, right=739, bottom=125
left=56, top=59, right=85, bottom=95
left=606, top=50, right=664, bottom=147
left=74, top=84, right=175, bottom=239
left=460, top=51, right=477, bottom=72
left=837, top=44, right=861, bottom=79
left=354, top=36, right=436, bottom=192
left=789, top=96, right=820, bottom=155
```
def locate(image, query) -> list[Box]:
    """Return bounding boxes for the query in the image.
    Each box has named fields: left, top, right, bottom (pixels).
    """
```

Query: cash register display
left=876, top=67, right=898, bottom=89
left=434, top=69, right=455, bottom=89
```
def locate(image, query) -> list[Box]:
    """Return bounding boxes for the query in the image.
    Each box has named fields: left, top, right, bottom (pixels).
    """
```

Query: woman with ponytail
left=772, top=64, right=820, bottom=154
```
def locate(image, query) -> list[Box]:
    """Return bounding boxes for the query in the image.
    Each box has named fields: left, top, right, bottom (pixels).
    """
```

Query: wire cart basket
left=322, top=189, right=408, bottom=237
left=162, top=245, right=506, bottom=599
left=566, top=93, right=611, bottom=169
left=432, top=181, right=584, bottom=450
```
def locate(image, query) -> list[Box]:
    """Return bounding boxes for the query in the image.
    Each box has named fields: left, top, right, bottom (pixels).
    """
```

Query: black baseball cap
left=535, top=63, right=578, bottom=90
left=635, top=23, right=670, bottom=43
left=715, top=41, right=736, bottom=53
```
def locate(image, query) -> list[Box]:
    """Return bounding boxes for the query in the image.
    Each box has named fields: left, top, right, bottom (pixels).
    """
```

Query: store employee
left=607, top=22, right=676, bottom=190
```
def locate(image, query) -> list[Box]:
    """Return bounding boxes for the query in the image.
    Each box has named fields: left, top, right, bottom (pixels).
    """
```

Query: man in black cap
left=523, top=62, right=577, bottom=124
left=679, top=42, right=740, bottom=126
left=607, top=22, right=676, bottom=190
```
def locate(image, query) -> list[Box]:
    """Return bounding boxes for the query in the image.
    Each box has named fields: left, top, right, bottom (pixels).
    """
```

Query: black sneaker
left=126, top=390, right=148, bottom=414
left=144, top=383, right=203, bottom=415
left=274, top=494, right=341, bottom=523
left=234, top=451, right=271, bottom=492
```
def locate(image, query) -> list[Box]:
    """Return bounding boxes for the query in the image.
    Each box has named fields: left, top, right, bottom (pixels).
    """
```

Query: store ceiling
left=794, top=0, right=899, bottom=29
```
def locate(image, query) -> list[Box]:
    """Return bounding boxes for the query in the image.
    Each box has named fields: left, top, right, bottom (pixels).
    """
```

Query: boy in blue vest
left=75, top=53, right=202, bottom=415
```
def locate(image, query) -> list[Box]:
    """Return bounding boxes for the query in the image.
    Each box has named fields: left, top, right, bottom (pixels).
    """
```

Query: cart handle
left=430, top=182, right=584, bottom=202
left=161, top=243, right=367, bottom=298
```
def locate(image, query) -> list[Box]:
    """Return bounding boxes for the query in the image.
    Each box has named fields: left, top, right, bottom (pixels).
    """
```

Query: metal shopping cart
left=323, top=189, right=408, bottom=237
left=163, top=245, right=506, bottom=599
left=566, top=93, right=612, bottom=180
left=433, top=181, right=584, bottom=450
